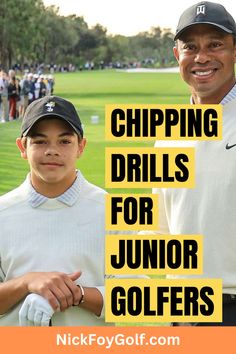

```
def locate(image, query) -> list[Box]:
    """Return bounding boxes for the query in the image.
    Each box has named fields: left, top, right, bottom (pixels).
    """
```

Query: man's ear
left=16, top=138, right=28, bottom=160
left=173, top=45, right=180, bottom=63
left=77, top=138, right=87, bottom=158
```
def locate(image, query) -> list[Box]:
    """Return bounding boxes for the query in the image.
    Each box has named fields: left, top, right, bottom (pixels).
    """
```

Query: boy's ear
left=16, top=138, right=28, bottom=160
left=77, top=138, right=87, bottom=158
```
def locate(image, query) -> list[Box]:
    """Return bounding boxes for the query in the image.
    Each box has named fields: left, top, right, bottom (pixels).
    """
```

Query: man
left=38, top=75, right=47, bottom=98
left=154, top=1, right=236, bottom=325
left=8, top=76, right=20, bottom=120
left=27, top=73, right=35, bottom=104
left=0, top=70, right=9, bottom=122
left=19, top=74, right=31, bottom=118
left=0, top=96, right=109, bottom=326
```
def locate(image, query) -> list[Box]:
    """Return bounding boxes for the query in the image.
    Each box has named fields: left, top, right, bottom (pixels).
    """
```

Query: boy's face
left=16, top=118, right=86, bottom=196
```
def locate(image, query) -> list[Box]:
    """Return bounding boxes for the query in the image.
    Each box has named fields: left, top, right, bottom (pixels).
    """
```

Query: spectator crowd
left=0, top=69, right=55, bottom=123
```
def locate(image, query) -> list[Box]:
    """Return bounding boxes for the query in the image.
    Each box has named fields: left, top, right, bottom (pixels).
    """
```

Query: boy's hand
left=24, top=271, right=82, bottom=311
left=19, top=293, right=55, bottom=326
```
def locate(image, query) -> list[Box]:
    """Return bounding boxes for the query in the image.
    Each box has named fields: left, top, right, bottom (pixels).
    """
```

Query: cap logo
left=45, top=101, right=55, bottom=112
left=196, top=4, right=206, bottom=15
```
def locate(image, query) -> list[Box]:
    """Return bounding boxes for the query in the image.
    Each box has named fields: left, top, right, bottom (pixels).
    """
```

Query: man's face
left=17, top=118, right=86, bottom=196
left=173, top=24, right=236, bottom=103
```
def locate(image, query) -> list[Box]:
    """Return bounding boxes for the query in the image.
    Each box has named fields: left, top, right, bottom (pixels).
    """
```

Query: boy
left=0, top=96, right=108, bottom=326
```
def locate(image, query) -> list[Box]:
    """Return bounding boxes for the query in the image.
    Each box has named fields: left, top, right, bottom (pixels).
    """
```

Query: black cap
left=175, top=1, right=236, bottom=40
left=21, top=96, right=83, bottom=137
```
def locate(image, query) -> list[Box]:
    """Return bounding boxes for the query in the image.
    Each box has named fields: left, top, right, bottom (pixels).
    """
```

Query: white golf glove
left=19, top=293, right=55, bottom=326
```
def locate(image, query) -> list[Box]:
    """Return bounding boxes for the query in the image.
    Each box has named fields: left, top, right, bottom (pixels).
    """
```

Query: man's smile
left=192, top=69, right=215, bottom=76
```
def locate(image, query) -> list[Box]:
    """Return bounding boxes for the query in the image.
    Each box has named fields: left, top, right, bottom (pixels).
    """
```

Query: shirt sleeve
left=94, top=285, right=105, bottom=318
left=0, top=256, right=5, bottom=282
left=95, top=272, right=149, bottom=320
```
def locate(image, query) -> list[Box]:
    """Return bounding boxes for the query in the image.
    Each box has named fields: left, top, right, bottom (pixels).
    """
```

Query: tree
left=37, top=6, right=78, bottom=65
left=128, top=26, right=175, bottom=66
left=0, top=0, right=44, bottom=69
left=106, top=35, right=131, bottom=64
left=0, top=2, right=175, bottom=70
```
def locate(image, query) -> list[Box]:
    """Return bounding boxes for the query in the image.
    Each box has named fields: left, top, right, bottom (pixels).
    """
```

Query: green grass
left=0, top=69, right=189, bottom=195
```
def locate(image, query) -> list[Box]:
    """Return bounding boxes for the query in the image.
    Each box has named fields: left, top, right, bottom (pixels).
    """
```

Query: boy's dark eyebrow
left=30, top=132, right=76, bottom=138
left=29, top=133, right=47, bottom=138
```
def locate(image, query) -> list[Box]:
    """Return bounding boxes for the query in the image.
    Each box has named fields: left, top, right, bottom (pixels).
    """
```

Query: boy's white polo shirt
left=0, top=170, right=109, bottom=326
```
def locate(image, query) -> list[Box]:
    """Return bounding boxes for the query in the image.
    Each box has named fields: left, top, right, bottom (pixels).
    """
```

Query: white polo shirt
left=0, top=170, right=110, bottom=326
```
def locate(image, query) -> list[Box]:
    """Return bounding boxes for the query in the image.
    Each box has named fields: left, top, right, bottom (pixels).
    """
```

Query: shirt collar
left=221, top=83, right=236, bottom=105
left=28, top=171, right=81, bottom=208
left=190, top=83, right=236, bottom=105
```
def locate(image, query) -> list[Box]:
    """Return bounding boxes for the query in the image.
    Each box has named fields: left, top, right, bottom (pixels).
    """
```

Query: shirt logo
left=45, top=101, right=55, bottom=112
left=226, top=143, right=236, bottom=150
left=196, top=5, right=206, bottom=15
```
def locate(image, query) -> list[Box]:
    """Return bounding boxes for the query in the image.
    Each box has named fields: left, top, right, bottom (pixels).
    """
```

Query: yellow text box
left=105, top=104, right=222, bottom=141
left=105, top=147, right=195, bottom=188
left=105, top=234, right=203, bottom=275
left=105, top=278, right=222, bottom=323
left=106, top=194, right=158, bottom=230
